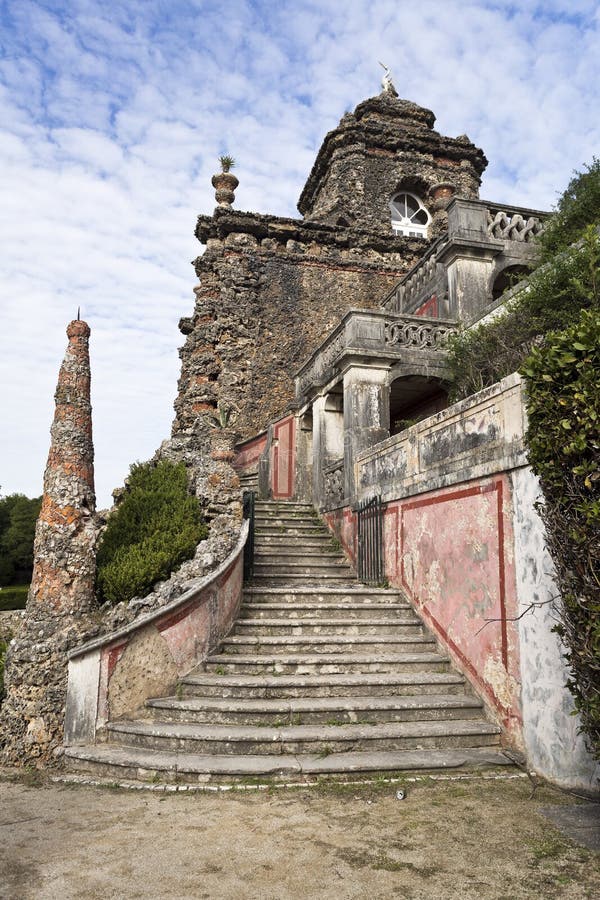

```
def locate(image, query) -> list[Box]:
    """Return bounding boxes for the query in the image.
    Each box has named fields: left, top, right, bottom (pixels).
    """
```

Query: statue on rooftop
left=379, top=61, right=399, bottom=97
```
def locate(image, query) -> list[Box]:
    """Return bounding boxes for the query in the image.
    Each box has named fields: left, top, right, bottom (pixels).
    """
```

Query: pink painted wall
left=324, top=507, right=357, bottom=565
left=324, top=476, right=523, bottom=743
left=95, top=552, right=244, bottom=726
left=234, top=432, right=268, bottom=474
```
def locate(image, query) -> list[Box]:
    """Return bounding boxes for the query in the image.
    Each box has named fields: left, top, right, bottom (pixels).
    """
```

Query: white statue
left=379, top=61, right=398, bottom=97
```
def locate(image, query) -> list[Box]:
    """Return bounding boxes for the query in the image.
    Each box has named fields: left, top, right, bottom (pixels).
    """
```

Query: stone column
left=0, top=319, right=98, bottom=766
left=342, top=366, right=390, bottom=502
left=312, top=393, right=345, bottom=508
left=438, top=198, right=502, bottom=324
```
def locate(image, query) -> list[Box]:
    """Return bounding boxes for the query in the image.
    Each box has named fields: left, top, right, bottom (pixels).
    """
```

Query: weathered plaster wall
left=65, top=523, right=247, bottom=743
left=392, top=477, right=522, bottom=738
left=320, top=376, right=598, bottom=785
left=511, top=467, right=599, bottom=791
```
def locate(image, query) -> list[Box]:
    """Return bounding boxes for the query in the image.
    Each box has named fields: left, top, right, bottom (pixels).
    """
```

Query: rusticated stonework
left=0, top=320, right=98, bottom=766
left=173, top=92, right=487, bottom=443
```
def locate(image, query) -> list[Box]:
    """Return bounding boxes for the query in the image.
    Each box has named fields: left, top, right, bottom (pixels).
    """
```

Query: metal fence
left=357, top=495, right=384, bottom=585
left=242, top=490, right=256, bottom=580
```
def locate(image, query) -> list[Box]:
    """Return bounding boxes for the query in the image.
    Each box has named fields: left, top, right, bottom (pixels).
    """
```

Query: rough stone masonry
left=0, top=319, right=99, bottom=766
left=174, top=91, right=487, bottom=441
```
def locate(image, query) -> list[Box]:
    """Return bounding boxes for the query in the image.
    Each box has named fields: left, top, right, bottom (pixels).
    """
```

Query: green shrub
left=0, top=585, right=28, bottom=611
left=521, top=309, right=600, bottom=758
left=96, top=460, right=208, bottom=605
left=448, top=226, right=600, bottom=400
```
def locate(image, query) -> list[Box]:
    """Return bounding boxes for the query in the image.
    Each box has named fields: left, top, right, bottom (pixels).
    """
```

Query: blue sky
left=1, top=0, right=599, bottom=507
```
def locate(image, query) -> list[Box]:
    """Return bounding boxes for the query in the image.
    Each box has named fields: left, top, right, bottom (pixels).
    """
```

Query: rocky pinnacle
left=0, top=319, right=98, bottom=765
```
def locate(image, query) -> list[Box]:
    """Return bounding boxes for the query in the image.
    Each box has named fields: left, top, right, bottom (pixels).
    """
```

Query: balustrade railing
left=486, top=204, right=546, bottom=243
left=322, top=459, right=344, bottom=509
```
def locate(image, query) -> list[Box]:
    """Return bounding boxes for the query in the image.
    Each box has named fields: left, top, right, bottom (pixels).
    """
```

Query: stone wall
left=323, top=374, right=598, bottom=790
left=175, top=210, right=425, bottom=441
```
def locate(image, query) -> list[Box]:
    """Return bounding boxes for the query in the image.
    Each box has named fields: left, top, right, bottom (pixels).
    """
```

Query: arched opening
left=390, top=192, right=431, bottom=238
left=491, top=265, right=531, bottom=302
left=389, top=375, right=449, bottom=436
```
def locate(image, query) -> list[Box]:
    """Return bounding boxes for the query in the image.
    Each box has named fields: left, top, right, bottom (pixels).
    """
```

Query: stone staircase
left=65, top=500, right=510, bottom=784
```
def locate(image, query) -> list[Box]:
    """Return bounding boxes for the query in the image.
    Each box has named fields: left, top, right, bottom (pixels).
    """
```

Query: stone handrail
left=382, top=236, right=447, bottom=313
left=65, top=520, right=248, bottom=744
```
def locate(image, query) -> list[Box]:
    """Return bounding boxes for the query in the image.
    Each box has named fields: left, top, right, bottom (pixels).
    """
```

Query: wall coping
left=69, top=520, right=249, bottom=661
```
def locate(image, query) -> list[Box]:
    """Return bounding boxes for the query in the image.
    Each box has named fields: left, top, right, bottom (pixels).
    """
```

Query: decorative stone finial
left=212, top=155, right=239, bottom=209
left=379, top=61, right=398, bottom=97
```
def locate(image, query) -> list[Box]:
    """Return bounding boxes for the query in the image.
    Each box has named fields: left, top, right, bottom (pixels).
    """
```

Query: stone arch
left=388, top=373, right=449, bottom=436
left=490, top=263, right=531, bottom=302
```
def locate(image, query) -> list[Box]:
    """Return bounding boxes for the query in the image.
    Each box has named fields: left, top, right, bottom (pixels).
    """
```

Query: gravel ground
left=0, top=768, right=598, bottom=900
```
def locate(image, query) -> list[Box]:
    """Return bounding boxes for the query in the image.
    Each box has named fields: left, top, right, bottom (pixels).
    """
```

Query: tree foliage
left=0, top=493, right=41, bottom=586
left=448, top=157, right=600, bottom=401
left=96, top=460, right=208, bottom=605
left=521, top=310, right=600, bottom=758
left=537, top=158, right=600, bottom=262
left=447, top=225, right=600, bottom=400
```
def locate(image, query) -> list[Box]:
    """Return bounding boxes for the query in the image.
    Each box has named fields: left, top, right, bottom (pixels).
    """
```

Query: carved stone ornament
left=212, top=172, right=239, bottom=208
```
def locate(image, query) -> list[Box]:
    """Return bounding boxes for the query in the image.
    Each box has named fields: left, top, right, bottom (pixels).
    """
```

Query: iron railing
left=242, top=490, right=256, bottom=580
left=357, top=495, right=384, bottom=585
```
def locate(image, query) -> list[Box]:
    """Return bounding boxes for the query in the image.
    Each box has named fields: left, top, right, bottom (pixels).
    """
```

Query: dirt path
left=0, top=770, right=598, bottom=899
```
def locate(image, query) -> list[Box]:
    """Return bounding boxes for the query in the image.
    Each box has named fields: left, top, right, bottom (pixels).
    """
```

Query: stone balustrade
left=486, top=204, right=546, bottom=242
left=295, top=310, right=457, bottom=399
left=322, top=459, right=344, bottom=510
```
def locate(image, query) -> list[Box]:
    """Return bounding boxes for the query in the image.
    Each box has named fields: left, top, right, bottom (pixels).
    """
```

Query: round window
left=390, top=193, right=431, bottom=237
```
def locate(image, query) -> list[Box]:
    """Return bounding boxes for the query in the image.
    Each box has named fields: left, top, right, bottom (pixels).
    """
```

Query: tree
left=0, top=493, right=41, bottom=586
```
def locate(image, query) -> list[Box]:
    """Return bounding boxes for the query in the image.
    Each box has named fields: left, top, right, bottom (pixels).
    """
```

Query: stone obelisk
left=0, top=319, right=97, bottom=765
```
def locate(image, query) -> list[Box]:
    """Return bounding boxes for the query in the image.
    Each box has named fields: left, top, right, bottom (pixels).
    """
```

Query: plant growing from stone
left=219, top=155, right=236, bottom=173
left=96, top=460, right=208, bottom=605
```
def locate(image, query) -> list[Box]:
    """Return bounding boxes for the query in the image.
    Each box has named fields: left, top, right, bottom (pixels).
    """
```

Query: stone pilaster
left=0, top=320, right=98, bottom=766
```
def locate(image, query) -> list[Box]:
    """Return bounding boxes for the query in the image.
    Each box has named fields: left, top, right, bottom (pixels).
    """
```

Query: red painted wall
left=272, top=415, right=296, bottom=499
left=414, top=294, right=438, bottom=317
left=323, top=475, right=523, bottom=741
left=234, top=432, right=268, bottom=473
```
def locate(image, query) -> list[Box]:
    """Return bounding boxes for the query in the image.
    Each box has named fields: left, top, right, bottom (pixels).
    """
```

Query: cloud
left=1, top=0, right=599, bottom=505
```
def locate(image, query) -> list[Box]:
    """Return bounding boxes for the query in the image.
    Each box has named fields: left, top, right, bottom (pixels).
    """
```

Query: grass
left=0, top=584, right=28, bottom=611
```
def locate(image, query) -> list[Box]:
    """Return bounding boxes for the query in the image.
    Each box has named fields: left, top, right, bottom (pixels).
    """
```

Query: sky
left=1, top=0, right=599, bottom=508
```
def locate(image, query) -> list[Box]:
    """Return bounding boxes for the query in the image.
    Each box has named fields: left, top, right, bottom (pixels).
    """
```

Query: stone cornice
left=195, top=208, right=433, bottom=256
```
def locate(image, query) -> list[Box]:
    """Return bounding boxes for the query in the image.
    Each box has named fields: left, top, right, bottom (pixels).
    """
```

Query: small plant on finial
left=219, top=155, right=236, bottom=173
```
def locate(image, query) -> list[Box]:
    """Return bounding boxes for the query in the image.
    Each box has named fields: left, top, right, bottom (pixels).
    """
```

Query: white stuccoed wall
left=511, top=467, right=599, bottom=792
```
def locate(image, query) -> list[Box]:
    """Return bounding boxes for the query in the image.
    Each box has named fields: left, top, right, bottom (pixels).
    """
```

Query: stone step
left=106, top=718, right=502, bottom=755
left=232, top=618, right=425, bottom=636
left=252, top=563, right=354, bottom=577
left=254, top=502, right=314, bottom=510
left=255, top=548, right=340, bottom=559
left=240, top=603, right=416, bottom=620
left=255, top=524, right=327, bottom=535
left=204, top=651, right=451, bottom=675
left=250, top=574, right=359, bottom=585
left=254, top=534, right=334, bottom=546
left=64, top=744, right=513, bottom=785
left=219, top=634, right=436, bottom=655
left=145, top=693, right=484, bottom=726
left=180, top=671, right=468, bottom=699
left=242, top=586, right=404, bottom=603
